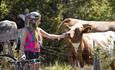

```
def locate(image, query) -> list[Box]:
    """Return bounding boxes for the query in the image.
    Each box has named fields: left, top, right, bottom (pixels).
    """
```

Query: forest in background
left=0, top=0, right=115, bottom=63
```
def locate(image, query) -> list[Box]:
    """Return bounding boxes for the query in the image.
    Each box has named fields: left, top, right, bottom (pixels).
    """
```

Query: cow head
left=61, top=20, right=92, bottom=50
left=66, top=24, right=92, bottom=38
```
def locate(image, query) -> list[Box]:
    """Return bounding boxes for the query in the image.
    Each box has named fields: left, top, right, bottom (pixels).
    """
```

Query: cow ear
left=83, top=24, right=92, bottom=28
left=83, top=24, right=92, bottom=33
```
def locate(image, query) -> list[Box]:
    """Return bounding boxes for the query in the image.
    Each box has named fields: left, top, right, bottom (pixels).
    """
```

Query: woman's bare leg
left=29, top=63, right=40, bottom=70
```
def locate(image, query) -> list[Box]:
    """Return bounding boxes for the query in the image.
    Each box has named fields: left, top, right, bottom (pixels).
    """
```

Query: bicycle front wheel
left=0, top=54, right=17, bottom=70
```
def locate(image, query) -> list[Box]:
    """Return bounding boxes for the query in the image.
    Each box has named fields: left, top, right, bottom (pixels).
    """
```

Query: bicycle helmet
left=27, top=11, right=41, bottom=21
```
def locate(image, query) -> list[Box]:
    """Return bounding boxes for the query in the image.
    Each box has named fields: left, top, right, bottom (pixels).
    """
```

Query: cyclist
left=19, top=11, right=66, bottom=70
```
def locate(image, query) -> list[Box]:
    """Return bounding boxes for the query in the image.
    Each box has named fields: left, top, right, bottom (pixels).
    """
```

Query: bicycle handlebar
left=0, top=54, right=16, bottom=61
left=0, top=54, right=42, bottom=64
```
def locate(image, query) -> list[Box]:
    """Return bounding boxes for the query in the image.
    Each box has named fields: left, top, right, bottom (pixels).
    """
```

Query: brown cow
left=62, top=26, right=92, bottom=68
left=63, top=27, right=115, bottom=70
left=59, top=18, right=115, bottom=32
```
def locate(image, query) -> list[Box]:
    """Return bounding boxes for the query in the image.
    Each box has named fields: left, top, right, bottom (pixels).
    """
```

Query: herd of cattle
left=59, top=18, right=115, bottom=70
left=0, top=18, right=115, bottom=70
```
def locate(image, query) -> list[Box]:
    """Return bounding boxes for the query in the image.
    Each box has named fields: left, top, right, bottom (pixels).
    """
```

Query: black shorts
left=25, top=51, right=40, bottom=60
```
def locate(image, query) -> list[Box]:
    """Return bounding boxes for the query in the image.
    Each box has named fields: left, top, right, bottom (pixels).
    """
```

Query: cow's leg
left=110, top=60, right=115, bottom=70
left=67, top=47, right=75, bottom=66
left=77, top=39, right=85, bottom=68
left=80, top=35, right=93, bottom=65
left=71, top=48, right=80, bottom=68
left=77, top=51, right=85, bottom=68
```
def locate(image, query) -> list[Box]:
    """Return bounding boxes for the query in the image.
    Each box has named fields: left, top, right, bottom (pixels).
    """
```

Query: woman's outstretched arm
left=39, top=28, right=66, bottom=40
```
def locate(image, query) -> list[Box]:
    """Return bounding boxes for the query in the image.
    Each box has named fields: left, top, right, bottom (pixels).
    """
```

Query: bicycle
left=0, top=54, right=42, bottom=70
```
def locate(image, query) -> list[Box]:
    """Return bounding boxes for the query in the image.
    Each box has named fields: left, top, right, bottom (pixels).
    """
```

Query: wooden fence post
left=93, top=40, right=101, bottom=70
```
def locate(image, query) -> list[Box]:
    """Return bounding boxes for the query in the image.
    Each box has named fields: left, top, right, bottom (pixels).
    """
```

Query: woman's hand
left=57, top=32, right=68, bottom=40
left=19, top=54, right=26, bottom=60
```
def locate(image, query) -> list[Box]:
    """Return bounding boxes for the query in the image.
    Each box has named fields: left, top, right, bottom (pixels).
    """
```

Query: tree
left=0, top=0, right=115, bottom=63
left=62, top=0, right=115, bottom=21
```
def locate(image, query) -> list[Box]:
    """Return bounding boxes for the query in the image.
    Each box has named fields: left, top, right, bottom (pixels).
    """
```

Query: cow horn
left=57, top=18, right=70, bottom=30
left=57, top=21, right=64, bottom=31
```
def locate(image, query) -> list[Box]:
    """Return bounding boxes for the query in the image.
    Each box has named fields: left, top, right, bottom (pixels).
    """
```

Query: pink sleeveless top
left=24, top=31, right=41, bottom=52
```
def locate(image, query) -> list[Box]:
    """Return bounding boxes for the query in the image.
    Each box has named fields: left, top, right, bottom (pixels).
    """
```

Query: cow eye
left=81, top=26, right=83, bottom=28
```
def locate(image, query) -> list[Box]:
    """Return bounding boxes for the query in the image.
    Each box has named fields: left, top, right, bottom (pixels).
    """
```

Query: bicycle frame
left=0, top=54, right=41, bottom=70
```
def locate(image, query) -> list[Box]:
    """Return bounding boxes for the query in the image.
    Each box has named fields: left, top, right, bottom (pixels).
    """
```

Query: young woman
left=19, top=11, right=66, bottom=70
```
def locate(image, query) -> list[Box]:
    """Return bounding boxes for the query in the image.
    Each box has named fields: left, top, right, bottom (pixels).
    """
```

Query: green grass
left=40, top=61, right=95, bottom=70
left=41, top=61, right=75, bottom=70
